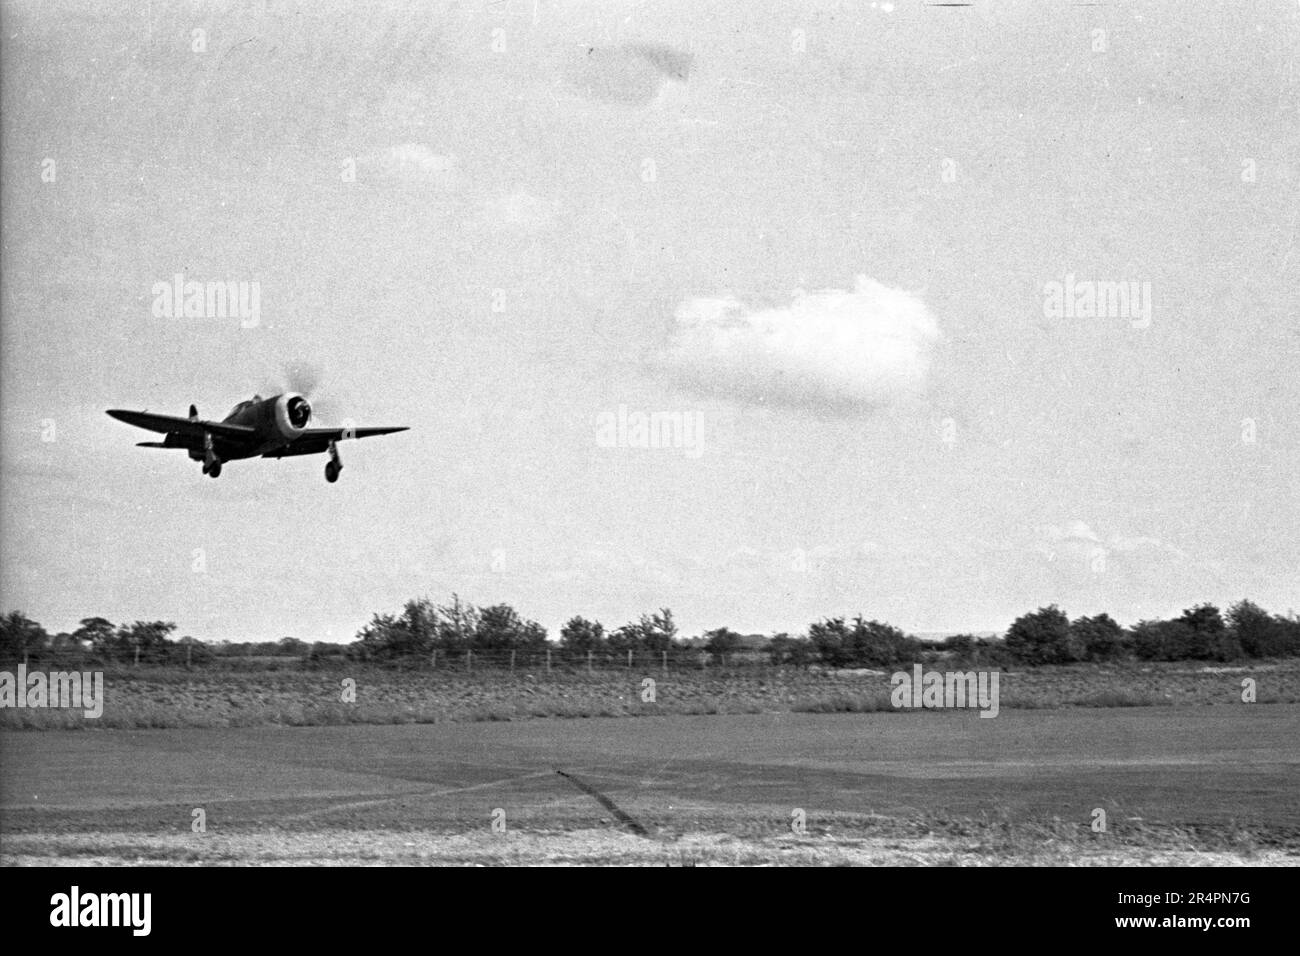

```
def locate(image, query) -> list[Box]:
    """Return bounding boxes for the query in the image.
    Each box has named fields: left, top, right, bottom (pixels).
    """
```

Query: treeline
left=0, top=614, right=349, bottom=667
left=1, top=598, right=1297, bottom=669
left=347, top=597, right=1300, bottom=667
left=997, top=601, right=1300, bottom=665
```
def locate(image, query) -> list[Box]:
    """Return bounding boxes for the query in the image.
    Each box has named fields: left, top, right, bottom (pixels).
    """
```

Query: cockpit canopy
left=226, top=395, right=263, bottom=419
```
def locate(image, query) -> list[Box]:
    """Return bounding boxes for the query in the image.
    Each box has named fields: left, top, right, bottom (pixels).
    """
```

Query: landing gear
left=325, top=439, right=342, bottom=483
left=202, top=431, right=222, bottom=478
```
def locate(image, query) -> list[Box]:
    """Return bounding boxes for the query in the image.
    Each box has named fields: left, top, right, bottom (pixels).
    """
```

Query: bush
left=940, top=634, right=976, bottom=665
left=1229, top=600, right=1300, bottom=658
left=703, top=627, right=743, bottom=665
left=807, top=616, right=919, bottom=668
left=1129, top=607, right=1242, bottom=662
left=1071, top=613, right=1128, bottom=662
left=1005, top=606, right=1081, bottom=665
left=769, top=633, right=813, bottom=666
left=559, top=616, right=606, bottom=661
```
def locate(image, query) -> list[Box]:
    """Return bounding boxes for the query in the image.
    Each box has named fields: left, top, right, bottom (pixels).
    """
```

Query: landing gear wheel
left=207, top=461, right=222, bottom=478
left=325, top=461, right=340, bottom=483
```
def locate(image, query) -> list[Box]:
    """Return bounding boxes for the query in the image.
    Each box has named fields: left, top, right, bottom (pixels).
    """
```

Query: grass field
left=3, top=706, right=1297, bottom=865
left=2, top=658, right=1296, bottom=730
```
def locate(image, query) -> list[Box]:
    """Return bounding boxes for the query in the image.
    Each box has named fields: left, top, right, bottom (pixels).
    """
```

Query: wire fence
left=0, top=644, right=963, bottom=675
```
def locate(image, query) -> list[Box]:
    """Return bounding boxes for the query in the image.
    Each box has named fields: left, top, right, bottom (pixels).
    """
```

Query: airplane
left=106, top=392, right=408, bottom=482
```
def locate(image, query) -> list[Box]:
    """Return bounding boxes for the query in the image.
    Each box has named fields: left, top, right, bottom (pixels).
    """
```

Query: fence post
left=546, top=647, right=551, bottom=673
left=627, top=648, right=632, bottom=670
left=467, top=649, right=473, bottom=673
left=662, top=650, right=668, bottom=675
left=587, top=649, right=592, bottom=675
left=431, top=649, right=437, bottom=670
left=510, top=649, right=516, bottom=672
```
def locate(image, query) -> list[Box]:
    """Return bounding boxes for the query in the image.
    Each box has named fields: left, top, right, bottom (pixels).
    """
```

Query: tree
left=847, top=618, right=918, bottom=667
left=178, top=636, right=213, bottom=667
left=769, top=633, right=813, bottom=666
left=940, top=633, right=977, bottom=665
left=1178, top=604, right=1239, bottom=661
left=610, top=609, right=678, bottom=657
left=1070, top=613, right=1127, bottom=662
left=356, top=612, right=404, bottom=661
left=1228, top=600, right=1293, bottom=658
left=435, top=594, right=479, bottom=656
left=559, top=617, right=605, bottom=659
left=703, top=627, right=743, bottom=665
left=0, top=611, right=47, bottom=662
left=118, top=621, right=177, bottom=664
left=642, top=608, right=677, bottom=654
left=398, top=597, right=441, bottom=656
left=1275, top=615, right=1300, bottom=658
left=1128, top=608, right=1238, bottom=662
left=1130, top=618, right=1187, bottom=661
left=808, top=617, right=853, bottom=667
left=807, top=616, right=918, bottom=667
left=473, top=604, right=547, bottom=653
left=74, top=617, right=117, bottom=660
left=278, top=637, right=310, bottom=657
left=1005, top=605, right=1080, bottom=665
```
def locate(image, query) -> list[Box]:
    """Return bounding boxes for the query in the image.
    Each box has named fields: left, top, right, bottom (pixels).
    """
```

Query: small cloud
left=565, top=42, right=694, bottom=106
left=360, top=144, right=459, bottom=189
left=1108, top=535, right=1189, bottom=561
left=1036, top=521, right=1106, bottom=564
left=1036, top=522, right=1189, bottom=568
left=1040, top=520, right=1102, bottom=546
left=482, top=189, right=560, bottom=235
left=657, top=275, right=941, bottom=413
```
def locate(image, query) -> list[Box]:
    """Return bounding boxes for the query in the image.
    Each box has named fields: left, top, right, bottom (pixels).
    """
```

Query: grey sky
left=2, top=0, right=1296, bottom=642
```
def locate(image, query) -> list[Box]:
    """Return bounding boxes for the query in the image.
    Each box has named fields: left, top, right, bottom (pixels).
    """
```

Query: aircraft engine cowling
left=273, top=392, right=312, bottom=439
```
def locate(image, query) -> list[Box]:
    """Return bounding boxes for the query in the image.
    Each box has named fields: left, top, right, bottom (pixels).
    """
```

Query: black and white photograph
left=1, top=0, right=1296, bottom=900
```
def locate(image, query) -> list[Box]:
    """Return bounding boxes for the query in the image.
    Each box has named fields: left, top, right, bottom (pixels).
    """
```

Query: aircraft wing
left=262, top=426, right=409, bottom=458
left=106, top=410, right=257, bottom=440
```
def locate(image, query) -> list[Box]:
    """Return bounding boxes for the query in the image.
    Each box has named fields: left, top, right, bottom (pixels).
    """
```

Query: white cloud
left=1036, top=522, right=1189, bottom=567
left=361, top=144, right=459, bottom=189
left=565, top=43, right=694, bottom=107
left=482, top=189, right=560, bottom=235
left=658, top=275, right=940, bottom=411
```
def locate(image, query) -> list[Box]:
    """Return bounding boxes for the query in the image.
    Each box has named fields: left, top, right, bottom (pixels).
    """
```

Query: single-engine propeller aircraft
left=106, top=391, right=408, bottom=483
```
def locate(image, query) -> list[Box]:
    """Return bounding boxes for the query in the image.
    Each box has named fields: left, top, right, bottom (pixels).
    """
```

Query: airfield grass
left=5, top=816, right=1294, bottom=866
left=2, top=659, right=1296, bottom=730
left=4, top=707, right=1297, bottom=866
